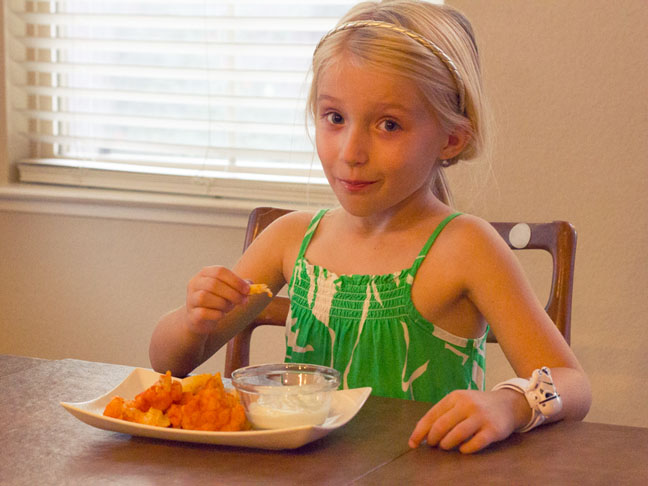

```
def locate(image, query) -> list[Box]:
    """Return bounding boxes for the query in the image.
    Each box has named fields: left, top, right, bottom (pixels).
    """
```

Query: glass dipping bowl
left=231, top=363, right=341, bottom=429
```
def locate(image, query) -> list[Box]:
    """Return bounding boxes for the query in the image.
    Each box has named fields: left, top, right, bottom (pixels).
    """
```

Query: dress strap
left=295, top=209, right=328, bottom=261
left=410, top=212, right=462, bottom=275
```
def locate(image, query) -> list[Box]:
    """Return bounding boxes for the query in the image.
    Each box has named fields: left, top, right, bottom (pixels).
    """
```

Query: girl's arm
left=149, top=272, right=271, bottom=377
left=149, top=211, right=307, bottom=377
left=409, top=216, right=592, bottom=453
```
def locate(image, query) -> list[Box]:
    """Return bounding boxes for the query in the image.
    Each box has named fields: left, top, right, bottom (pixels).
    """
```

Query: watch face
left=532, top=368, right=562, bottom=415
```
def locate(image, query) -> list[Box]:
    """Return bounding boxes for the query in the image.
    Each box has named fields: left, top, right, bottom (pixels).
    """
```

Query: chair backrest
left=224, top=207, right=577, bottom=377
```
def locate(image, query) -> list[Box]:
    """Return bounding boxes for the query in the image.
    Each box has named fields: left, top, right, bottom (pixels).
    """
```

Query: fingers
left=408, top=390, right=512, bottom=454
left=408, top=395, right=455, bottom=448
left=409, top=395, right=479, bottom=450
left=192, top=276, right=247, bottom=308
left=185, top=266, right=251, bottom=331
left=195, top=265, right=251, bottom=295
left=409, top=400, right=478, bottom=452
left=436, top=416, right=480, bottom=451
left=457, top=429, right=497, bottom=454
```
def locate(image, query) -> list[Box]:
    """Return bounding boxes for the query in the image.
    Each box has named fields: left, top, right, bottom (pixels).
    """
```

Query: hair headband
left=314, top=20, right=466, bottom=114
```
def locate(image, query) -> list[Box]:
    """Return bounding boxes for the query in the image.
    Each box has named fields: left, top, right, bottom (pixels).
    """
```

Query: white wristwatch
left=492, top=367, right=563, bottom=433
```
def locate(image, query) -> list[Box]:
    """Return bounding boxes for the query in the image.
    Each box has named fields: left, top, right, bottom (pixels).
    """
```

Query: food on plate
left=103, top=371, right=250, bottom=431
left=180, top=373, right=212, bottom=393
left=104, top=396, right=172, bottom=427
left=248, top=283, right=273, bottom=297
left=133, top=368, right=183, bottom=412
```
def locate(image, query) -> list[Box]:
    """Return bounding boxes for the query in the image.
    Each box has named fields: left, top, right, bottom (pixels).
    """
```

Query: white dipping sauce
left=247, top=390, right=331, bottom=429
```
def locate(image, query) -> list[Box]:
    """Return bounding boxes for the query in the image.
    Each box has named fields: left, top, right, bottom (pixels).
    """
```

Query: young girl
left=150, top=0, right=591, bottom=453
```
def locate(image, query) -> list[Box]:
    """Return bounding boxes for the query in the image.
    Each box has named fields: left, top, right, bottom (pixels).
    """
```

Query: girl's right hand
left=184, top=265, right=251, bottom=335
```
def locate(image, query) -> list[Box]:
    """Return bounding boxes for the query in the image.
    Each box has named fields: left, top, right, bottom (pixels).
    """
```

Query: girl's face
left=314, top=56, right=459, bottom=219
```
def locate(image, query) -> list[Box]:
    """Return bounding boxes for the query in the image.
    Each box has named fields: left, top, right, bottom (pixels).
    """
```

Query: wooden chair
left=224, top=207, right=577, bottom=377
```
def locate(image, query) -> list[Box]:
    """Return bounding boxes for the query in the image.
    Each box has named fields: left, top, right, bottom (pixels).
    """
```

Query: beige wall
left=1, top=1, right=647, bottom=428
left=0, top=1, right=8, bottom=183
left=0, top=212, right=277, bottom=374
left=445, top=0, right=648, bottom=426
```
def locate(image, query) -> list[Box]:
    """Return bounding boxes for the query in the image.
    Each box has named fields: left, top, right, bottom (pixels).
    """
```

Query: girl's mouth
left=339, top=179, right=376, bottom=192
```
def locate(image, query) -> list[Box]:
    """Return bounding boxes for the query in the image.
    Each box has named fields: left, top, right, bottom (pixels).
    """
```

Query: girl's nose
left=341, top=126, right=369, bottom=166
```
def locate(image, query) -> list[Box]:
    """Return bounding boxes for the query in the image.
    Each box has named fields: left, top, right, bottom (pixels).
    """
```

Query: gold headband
left=314, top=20, right=466, bottom=114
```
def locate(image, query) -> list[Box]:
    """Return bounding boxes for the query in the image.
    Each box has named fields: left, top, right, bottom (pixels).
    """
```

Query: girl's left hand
left=408, top=389, right=529, bottom=454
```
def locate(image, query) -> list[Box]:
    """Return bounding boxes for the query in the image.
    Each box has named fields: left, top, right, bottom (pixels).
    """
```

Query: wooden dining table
left=1, top=354, right=647, bottom=485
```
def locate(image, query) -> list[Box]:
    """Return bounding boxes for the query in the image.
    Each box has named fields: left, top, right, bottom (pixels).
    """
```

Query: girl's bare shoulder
left=442, top=212, right=505, bottom=244
left=237, top=210, right=319, bottom=278
left=430, top=212, right=512, bottom=268
left=251, top=210, right=319, bottom=246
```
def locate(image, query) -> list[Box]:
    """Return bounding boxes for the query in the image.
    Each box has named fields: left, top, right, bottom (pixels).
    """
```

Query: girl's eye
left=325, top=112, right=344, bottom=125
left=381, top=119, right=401, bottom=132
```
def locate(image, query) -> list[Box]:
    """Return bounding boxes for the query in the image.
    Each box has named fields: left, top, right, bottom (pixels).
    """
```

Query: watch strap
left=492, top=367, right=562, bottom=433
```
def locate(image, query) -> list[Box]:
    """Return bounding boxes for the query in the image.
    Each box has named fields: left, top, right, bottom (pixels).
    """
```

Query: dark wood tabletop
left=1, top=354, right=647, bottom=485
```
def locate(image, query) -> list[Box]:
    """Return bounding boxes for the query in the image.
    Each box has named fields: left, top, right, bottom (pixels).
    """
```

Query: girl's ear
left=439, top=129, right=470, bottom=161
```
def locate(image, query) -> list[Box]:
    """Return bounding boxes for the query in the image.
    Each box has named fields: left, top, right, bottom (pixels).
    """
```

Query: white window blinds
left=5, top=0, right=362, bottom=204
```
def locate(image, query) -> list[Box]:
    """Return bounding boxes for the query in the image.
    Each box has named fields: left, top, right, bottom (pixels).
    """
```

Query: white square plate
left=61, top=368, right=371, bottom=450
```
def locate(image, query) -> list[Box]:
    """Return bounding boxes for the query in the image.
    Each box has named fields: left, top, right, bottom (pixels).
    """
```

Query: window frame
left=2, top=0, right=352, bottom=212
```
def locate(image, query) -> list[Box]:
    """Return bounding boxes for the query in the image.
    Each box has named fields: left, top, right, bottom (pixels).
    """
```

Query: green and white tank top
left=284, top=210, right=488, bottom=403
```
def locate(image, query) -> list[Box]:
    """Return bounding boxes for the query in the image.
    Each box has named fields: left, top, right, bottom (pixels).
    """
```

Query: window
left=4, top=0, right=365, bottom=205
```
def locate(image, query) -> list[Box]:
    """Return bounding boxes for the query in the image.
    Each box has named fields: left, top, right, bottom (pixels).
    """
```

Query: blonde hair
left=308, top=0, right=491, bottom=203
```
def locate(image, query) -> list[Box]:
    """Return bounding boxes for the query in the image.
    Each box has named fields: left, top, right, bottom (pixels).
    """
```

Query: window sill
left=0, top=184, right=322, bottom=228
